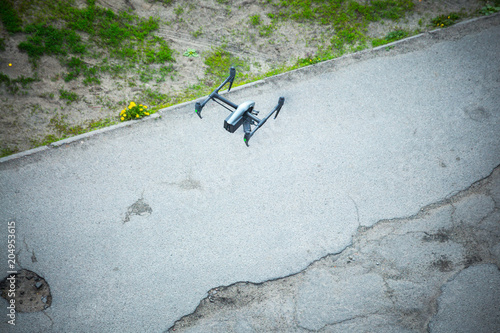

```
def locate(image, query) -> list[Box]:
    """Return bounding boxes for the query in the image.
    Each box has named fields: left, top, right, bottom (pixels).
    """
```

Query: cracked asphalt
left=169, top=166, right=500, bottom=332
left=1, top=13, right=500, bottom=333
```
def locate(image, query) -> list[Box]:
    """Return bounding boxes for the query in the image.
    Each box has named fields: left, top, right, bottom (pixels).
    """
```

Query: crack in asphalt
left=166, top=164, right=500, bottom=332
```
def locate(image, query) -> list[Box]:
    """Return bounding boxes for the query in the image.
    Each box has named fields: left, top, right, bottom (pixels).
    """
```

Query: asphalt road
left=1, top=13, right=499, bottom=333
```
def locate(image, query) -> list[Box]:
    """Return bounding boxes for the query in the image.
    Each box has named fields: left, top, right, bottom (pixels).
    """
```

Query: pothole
left=124, top=198, right=153, bottom=223
left=0, top=269, right=52, bottom=312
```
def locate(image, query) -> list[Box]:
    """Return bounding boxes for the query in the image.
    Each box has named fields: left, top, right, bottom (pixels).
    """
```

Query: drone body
left=195, top=67, right=284, bottom=146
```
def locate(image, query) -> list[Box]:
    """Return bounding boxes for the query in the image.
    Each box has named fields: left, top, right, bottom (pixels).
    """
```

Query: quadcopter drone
left=195, top=67, right=285, bottom=146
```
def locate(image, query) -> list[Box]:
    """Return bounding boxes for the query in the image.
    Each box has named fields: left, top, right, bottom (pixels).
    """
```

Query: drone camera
left=224, top=116, right=243, bottom=133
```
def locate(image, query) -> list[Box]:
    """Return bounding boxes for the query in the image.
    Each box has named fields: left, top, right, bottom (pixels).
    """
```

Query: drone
left=195, top=66, right=285, bottom=146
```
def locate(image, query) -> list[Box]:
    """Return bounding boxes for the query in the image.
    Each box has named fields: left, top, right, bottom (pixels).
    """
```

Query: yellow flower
left=136, top=114, right=139, bottom=118
left=145, top=112, right=149, bottom=116
left=143, top=105, right=148, bottom=109
left=140, top=108, right=143, bottom=111
left=121, top=117, right=124, bottom=121
left=441, top=24, right=444, bottom=27
left=128, top=101, right=136, bottom=109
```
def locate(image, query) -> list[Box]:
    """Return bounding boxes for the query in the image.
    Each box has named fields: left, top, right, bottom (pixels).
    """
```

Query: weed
left=250, top=14, right=261, bottom=26
left=174, top=5, right=184, bottom=16
left=0, top=38, right=5, bottom=51
left=431, top=13, right=460, bottom=28
left=120, top=101, right=151, bottom=121
left=259, top=24, right=275, bottom=36
left=191, top=26, right=203, bottom=38
left=59, top=89, right=79, bottom=104
left=183, top=49, right=199, bottom=57
left=0, top=0, right=23, bottom=33
left=479, top=4, right=500, bottom=15
left=157, top=64, right=174, bottom=82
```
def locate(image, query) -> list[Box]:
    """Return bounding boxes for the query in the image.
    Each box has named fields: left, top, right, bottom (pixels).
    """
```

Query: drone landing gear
left=243, top=97, right=285, bottom=146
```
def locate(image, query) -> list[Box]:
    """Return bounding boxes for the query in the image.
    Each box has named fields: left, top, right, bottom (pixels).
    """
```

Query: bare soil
left=0, top=0, right=485, bottom=155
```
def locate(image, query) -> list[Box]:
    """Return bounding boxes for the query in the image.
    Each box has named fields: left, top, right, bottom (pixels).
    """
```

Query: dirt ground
left=0, top=0, right=486, bottom=155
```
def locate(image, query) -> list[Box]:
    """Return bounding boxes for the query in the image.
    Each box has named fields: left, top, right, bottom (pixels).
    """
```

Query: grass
left=0, top=0, right=23, bottom=33
left=268, top=0, right=414, bottom=51
left=15, top=0, right=174, bottom=69
left=372, top=29, right=409, bottom=47
left=30, top=116, right=118, bottom=148
left=18, top=24, right=86, bottom=65
left=1, top=146, right=18, bottom=158
left=1, top=0, right=494, bottom=157
left=203, top=46, right=250, bottom=85
left=59, top=89, right=79, bottom=104
left=0, top=73, right=38, bottom=94
left=480, top=3, right=500, bottom=15
left=431, top=13, right=461, bottom=28
left=249, top=14, right=262, bottom=26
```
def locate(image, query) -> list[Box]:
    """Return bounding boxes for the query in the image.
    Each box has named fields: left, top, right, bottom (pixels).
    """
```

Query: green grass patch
left=259, top=23, right=275, bottom=37
left=269, top=0, right=414, bottom=50
left=59, top=89, right=79, bottom=104
left=0, top=72, right=38, bottom=94
left=480, top=4, right=500, bottom=15
left=15, top=0, right=174, bottom=67
left=372, top=29, right=408, bottom=47
left=249, top=14, right=261, bottom=26
left=141, top=88, right=170, bottom=105
left=30, top=115, right=118, bottom=148
left=204, top=46, right=250, bottom=85
left=67, top=0, right=158, bottom=46
left=18, top=23, right=86, bottom=64
left=0, top=0, right=23, bottom=33
left=1, top=146, right=18, bottom=158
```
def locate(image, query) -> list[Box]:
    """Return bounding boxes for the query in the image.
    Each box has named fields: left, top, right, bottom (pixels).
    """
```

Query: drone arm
left=243, top=97, right=284, bottom=146
left=195, top=67, right=236, bottom=118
